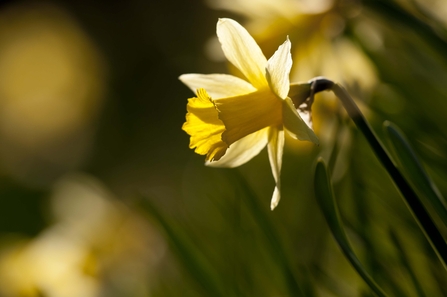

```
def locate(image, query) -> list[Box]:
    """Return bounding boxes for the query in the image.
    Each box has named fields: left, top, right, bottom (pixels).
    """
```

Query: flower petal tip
left=266, top=37, right=292, bottom=99
left=217, top=18, right=232, bottom=28
left=270, top=186, right=280, bottom=210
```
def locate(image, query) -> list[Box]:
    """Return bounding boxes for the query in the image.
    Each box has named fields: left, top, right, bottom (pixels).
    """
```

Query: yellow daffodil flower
left=180, top=18, right=318, bottom=210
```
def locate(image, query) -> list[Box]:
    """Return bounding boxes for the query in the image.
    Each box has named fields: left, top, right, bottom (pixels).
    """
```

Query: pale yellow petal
left=179, top=73, right=256, bottom=98
left=206, top=127, right=268, bottom=168
left=268, top=126, right=284, bottom=210
left=267, top=126, right=284, bottom=183
left=271, top=186, right=281, bottom=211
left=282, top=97, right=319, bottom=144
left=182, top=89, right=228, bottom=161
left=214, top=89, right=282, bottom=145
left=266, top=37, right=292, bottom=99
left=217, top=18, right=268, bottom=89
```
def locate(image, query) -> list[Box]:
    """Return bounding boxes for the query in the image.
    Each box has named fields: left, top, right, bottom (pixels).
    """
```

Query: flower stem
left=329, top=82, right=447, bottom=269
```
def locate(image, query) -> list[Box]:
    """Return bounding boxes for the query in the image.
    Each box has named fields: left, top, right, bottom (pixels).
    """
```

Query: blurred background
left=0, top=0, right=446, bottom=296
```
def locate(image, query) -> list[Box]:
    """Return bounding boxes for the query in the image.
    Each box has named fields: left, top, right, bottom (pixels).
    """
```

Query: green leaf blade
left=314, top=158, right=388, bottom=297
left=384, top=121, right=447, bottom=228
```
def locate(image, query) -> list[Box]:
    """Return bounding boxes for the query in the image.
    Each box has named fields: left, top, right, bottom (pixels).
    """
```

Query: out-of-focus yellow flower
left=0, top=4, right=106, bottom=185
left=181, top=18, right=318, bottom=209
left=0, top=174, right=165, bottom=297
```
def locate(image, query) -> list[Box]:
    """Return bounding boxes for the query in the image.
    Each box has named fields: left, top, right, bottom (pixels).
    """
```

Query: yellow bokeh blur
left=0, top=173, right=165, bottom=297
left=0, top=4, right=106, bottom=184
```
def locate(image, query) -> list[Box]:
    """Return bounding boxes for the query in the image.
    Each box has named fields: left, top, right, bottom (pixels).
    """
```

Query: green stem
left=330, top=82, right=447, bottom=269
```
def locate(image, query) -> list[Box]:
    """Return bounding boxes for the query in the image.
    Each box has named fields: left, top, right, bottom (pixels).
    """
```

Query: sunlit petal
left=214, top=89, right=282, bottom=145
left=217, top=18, right=268, bottom=89
left=268, top=126, right=284, bottom=210
left=282, top=97, right=319, bottom=144
left=266, top=37, right=292, bottom=99
left=179, top=73, right=256, bottom=98
left=182, top=89, right=228, bottom=161
left=271, top=186, right=281, bottom=211
left=206, top=128, right=269, bottom=168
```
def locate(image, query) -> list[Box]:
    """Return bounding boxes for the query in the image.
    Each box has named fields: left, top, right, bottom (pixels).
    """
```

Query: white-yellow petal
left=206, top=127, right=269, bottom=168
left=268, top=126, right=284, bottom=210
left=271, top=186, right=281, bottom=211
left=266, top=37, right=292, bottom=99
left=179, top=73, right=256, bottom=98
left=282, top=97, right=319, bottom=144
left=217, top=18, right=268, bottom=89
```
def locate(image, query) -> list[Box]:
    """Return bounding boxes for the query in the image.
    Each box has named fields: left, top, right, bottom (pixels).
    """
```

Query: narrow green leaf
left=383, top=121, right=447, bottom=228
left=138, top=196, right=227, bottom=297
left=314, top=158, right=388, bottom=297
left=389, top=229, right=426, bottom=297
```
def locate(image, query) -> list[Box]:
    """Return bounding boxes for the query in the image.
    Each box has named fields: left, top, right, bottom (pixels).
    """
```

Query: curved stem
left=329, top=82, right=447, bottom=269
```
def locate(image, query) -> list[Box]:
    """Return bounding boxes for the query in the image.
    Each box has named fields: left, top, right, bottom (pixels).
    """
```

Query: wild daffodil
left=180, top=18, right=318, bottom=210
